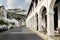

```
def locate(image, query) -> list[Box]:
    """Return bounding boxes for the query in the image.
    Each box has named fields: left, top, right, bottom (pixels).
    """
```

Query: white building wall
left=26, top=0, right=56, bottom=36
left=58, top=5, right=60, bottom=28
left=0, top=6, right=7, bottom=20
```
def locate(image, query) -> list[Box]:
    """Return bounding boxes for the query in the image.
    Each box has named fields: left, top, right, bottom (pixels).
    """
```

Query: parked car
left=2, top=27, right=8, bottom=31
left=0, top=26, right=3, bottom=32
left=0, top=25, right=8, bottom=32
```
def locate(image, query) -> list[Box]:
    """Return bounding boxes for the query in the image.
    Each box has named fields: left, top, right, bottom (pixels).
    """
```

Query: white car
left=0, top=25, right=8, bottom=32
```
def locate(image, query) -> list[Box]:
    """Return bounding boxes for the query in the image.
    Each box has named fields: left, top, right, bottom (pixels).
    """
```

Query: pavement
left=0, top=26, right=44, bottom=40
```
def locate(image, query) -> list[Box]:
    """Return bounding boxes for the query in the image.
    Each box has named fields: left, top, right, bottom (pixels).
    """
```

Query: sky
left=0, top=0, right=31, bottom=11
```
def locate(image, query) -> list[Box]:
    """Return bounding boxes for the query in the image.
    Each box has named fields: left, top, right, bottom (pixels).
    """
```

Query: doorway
left=54, top=7, right=58, bottom=30
left=42, top=7, right=47, bottom=31
left=36, top=14, right=38, bottom=30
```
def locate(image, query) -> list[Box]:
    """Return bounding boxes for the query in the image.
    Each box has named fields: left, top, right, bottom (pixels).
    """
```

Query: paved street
left=0, top=26, right=43, bottom=40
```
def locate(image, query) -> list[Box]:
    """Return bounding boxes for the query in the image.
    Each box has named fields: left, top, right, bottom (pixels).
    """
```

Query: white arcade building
left=26, top=0, right=60, bottom=37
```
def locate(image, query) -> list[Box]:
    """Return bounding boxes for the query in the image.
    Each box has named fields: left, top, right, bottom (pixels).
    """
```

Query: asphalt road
left=0, top=26, right=44, bottom=40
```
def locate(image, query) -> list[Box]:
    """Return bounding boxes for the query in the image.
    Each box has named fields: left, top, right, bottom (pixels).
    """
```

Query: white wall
left=26, top=0, right=53, bottom=29
left=58, top=5, right=60, bottom=28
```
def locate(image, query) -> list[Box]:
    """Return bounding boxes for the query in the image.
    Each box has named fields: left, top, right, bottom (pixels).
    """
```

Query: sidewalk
left=28, top=27, right=60, bottom=40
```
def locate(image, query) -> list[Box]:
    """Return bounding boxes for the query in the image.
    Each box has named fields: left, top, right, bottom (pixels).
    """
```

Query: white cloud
left=6, top=0, right=31, bottom=10
left=18, top=5, right=25, bottom=9
left=25, top=0, right=31, bottom=5
left=6, top=0, right=18, bottom=9
left=25, top=0, right=32, bottom=11
left=0, top=4, right=3, bottom=6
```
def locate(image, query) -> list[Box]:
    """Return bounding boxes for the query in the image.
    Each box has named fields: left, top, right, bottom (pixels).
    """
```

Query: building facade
left=0, top=6, right=7, bottom=20
left=26, top=0, right=60, bottom=36
left=7, top=9, right=26, bottom=26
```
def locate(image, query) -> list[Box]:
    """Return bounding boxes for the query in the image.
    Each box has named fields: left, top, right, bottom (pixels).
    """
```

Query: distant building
left=7, top=9, right=26, bottom=26
left=0, top=5, right=7, bottom=20
left=7, top=9, right=27, bottom=15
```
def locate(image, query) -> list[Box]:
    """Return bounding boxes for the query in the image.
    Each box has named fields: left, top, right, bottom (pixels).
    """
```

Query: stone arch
left=39, top=6, right=47, bottom=32
left=49, top=0, right=56, bottom=9
left=39, top=6, right=47, bottom=15
left=49, top=0, right=60, bottom=30
left=49, top=0, right=60, bottom=8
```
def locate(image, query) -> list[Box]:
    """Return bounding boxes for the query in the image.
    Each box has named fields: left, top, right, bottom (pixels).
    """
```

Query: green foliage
left=4, top=22, right=9, bottom=25
left=7, top=12, right=26, bottom=20
left=0, top=20, right=5, bottom=25
left=10, top=22, right=15, bottom=25
left=0, top=20, right=9, bottom=25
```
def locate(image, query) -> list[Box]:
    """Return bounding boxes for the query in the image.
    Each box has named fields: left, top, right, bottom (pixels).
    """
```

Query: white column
left=29, top=20, right=30, bottom=27
left=32, top=17, right=34, bottom=29
left=31, top=18, right=33, bottom=29
left=34, top=16, right=35, bottom=29
left=34, top=2, right=35, bottom=9
left=47, top=11, right=54, bottom=36
left=33, top=16, right=34, bottom=29
left=34, top=15, right=37, bottom=30
left=38, top=0, right=40, bottom=3
left=30, top=19, right=32, bottom=28
left=38, top=15, right=43, bottom=31
left=27, top=21, right=29, bottom=27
